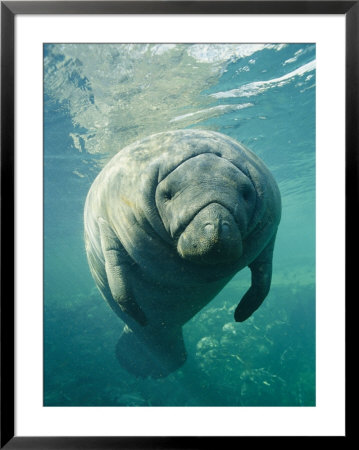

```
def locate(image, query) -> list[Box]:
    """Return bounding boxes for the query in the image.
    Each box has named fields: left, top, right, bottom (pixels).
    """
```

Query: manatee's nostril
left=219, top=222, right=232, bottom=241
left=204, top=223, right=215, bottom=234
left=221, top=222, right=230, bottom=234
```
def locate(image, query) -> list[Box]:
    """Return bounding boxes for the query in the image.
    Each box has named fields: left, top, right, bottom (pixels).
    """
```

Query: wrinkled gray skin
left=84, top=130, right=281, bottom=378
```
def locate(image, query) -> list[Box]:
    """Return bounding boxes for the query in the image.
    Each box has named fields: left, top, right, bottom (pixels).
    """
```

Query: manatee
left=84, top=129, right=281, bottom=378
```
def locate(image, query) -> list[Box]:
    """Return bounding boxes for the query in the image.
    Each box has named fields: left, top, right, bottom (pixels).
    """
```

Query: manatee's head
left=156, top=152, right=256, bottom=266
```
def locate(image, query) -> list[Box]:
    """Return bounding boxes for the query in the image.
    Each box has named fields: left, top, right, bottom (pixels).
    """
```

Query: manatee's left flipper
left=234, top=233, right=277, bottom=322
left=98, top=217, right=148, bottom=326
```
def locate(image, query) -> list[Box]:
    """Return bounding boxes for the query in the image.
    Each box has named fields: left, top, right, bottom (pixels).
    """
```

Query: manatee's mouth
left=177, top=202, right=243, bottom=265
left=172, top=199, right=239, bottom=242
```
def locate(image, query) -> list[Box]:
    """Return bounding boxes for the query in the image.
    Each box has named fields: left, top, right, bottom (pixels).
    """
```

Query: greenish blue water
left=44, top=43, right=315, bottom=407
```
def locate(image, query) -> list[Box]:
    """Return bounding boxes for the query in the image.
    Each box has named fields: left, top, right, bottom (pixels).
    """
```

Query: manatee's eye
left=243, top=187, right=250, bottom=201
left=241, top=182, right=254, bottom=202
left=163, top=191, right=173, bottom=201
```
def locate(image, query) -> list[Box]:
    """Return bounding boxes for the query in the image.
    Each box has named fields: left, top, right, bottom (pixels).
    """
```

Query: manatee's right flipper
left=98, top=217, right=148, bottom=326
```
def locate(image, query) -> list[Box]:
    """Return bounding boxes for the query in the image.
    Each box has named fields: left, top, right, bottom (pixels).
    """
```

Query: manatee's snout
left=177, top=203, right=243, bottom=265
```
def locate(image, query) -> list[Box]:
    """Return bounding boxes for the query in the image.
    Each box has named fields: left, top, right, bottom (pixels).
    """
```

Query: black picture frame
left=1, top=1, right=354, bottom=447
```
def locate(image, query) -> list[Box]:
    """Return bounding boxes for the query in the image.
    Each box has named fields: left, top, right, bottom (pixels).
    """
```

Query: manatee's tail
left=116, top=325, right=187, bottom=379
